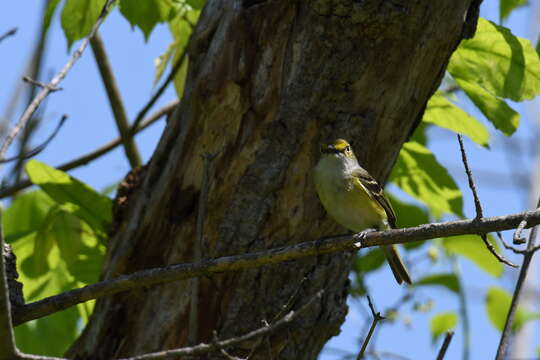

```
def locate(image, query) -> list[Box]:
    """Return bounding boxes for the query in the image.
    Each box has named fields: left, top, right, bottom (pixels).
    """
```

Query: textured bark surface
left=69, top=0, right=475, bottom=358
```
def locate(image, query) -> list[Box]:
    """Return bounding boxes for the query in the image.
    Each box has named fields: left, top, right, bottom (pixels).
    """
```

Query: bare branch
left=0, top=28, right=17, bottom=44
left=0, top=115, right=67, bottom=164
left=22, top=76, right=62, bottom=92
left=130, top=39, right=190, bottom=132
left=12, top=208, right=540, bottom=326
left=0, top=0, right=116, bottom=166
left=496, top=198, right=540, bottom=360
left=458, top=134, right=516, bottom=267
left=0, top=100, right=177, bottom=198
left=90, top=31, right=142, bottom=168
left=357, top=296, right=384, bottom=360
left=497, top=232, right=527, bottom=255
left=436, top=332, right=454, bottom=360
left=117, top=291, right=323, bottom=360
left=513, top=219, right=528, bottom=244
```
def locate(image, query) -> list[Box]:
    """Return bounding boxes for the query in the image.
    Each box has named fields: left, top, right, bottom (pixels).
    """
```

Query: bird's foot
left=352, top=228, right=378, bottom=248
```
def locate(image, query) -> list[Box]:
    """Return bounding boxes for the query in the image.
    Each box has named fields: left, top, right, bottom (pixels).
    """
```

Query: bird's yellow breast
left=313, top=162, right=388, bottom=232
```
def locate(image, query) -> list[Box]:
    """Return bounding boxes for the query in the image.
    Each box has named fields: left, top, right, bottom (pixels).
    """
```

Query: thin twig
left=495, top=197, right=540, bottom=360
left=90, top=31, right=142, bottom=168
left=0, top=0, right=116, bottom=166
left=497, top=232, right=527, bottom=255
left=457, top=135, right=483, bottom=218
left=513, top=219, right=528, bottom=244
left=436, top=332, right=454, bottom=360
left=357, top=296, right=384, bottom=360
left=117, top=291, right=323, bottom=360
left=0, top=28, right=17, bottom=43
left=0, top=115, right=67, bottom=164
left=12, top=208, right=540, bottom=326
left=457, top=134, right=516, bottom=267
left=189, top=152, right=217, bottom=345
left=22, top=76, right=62, bottom=92
left=0, top=100, right=177, bottom=198
left=130, top=39, right=190, bottom=133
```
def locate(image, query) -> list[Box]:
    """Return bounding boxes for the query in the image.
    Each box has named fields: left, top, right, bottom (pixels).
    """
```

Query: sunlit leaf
left=119, top=0, right=172, bottom=40
left=415, top=273, right=461, bottom=294
left=449, top=18, right=540, bottom=102
left=424, top=92, right=490, bottom=147
left=187, top=0, right=205, bottom=9
left=390, top=142, right=463, bottom=219
left=60, top=0, right=106, bottom=49
left=456, top=79, right=520, bottom=136
left=485, top=286, right=540, bottom=332
left=442, top=235, right=503, bottom=277
left=430, top=312, right=457, bottom=344
left=3, top=190, right=55, bottom=243
left=43, top=0, right=61, bottom=33
left=25, top=160, right=112, bottom=238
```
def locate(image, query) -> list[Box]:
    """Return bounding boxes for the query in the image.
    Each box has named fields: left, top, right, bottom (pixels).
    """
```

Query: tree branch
left=0, top=231, right=17, bottom=359
left=495, top=198, right=540, bottom=360
left=12, top=208, right=540, bottom=325
left=357, top=296, right=384, bottom=360
left=0, top=100, right=177, bottom=198
left=436, top=332, right=454, bottom=360
left=90, top=31, right=142, bottom=168
left=0, top=0, right=116, bottom=166
left=0, top=28, right=17, bottom=44
left=457, top=134, right=517, bottom=267
left=117, top=291, right=323, bottom=360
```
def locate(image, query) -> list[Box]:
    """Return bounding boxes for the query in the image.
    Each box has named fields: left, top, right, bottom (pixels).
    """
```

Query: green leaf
left=390, top=142, right=463, bottom=219
left=442, top=235, right=503, bottom=277
left=187, top=0, right=205, bottom=9
left=60, top=0, right=106, bottom=50
left=11, top=235, right=79, bottom=356
left=3, top=190, right=55, bottom=243
left=43, top=0, right=61, bottom=33
left=448, top=18, right=540, bottom=102
left=355, top=248, right=385, bottom=273
left=119, top=0, right=172, bottom=40
left=25, top=160, right=112, bottom=237
left=430, top=312, right=457, bottom=344
left=485, top=286, right=540, bottom=332
left=456, top=79, right=520, bottom=136
left=500, top=0, right=528, bottom=21
left=416, top=273, right=461, bottom=294
left=154, top=42, right=176, bottom=84
left=424, top=92, right=490, bottom=147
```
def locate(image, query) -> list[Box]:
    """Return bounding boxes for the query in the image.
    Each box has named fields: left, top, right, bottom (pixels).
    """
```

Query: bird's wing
left=351, top=167, right=397, bottom=229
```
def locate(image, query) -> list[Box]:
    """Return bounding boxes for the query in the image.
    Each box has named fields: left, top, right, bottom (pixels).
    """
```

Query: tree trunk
left=68, top=1, right=476, bottom=358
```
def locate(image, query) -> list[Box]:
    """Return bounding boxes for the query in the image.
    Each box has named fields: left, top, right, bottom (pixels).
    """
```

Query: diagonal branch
left=0, top=28, right=17, bottom=44
left=0, top=100, right=177, bottom=198
left=357, top=296, right=384, bottom=360
left=436, top=332, right=454, bottom=360
left=0, top=0, right=116, bottom=166
left=90, top=31, right=142, bottom=168
left=457, top=134, right=516, bottom=267
left=495, top=198, right=540, bottom=360
left=11, top=208, right=540, bottom=326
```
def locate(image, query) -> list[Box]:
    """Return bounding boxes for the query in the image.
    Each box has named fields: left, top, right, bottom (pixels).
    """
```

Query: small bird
left=313, top=138, right=412, bottom=285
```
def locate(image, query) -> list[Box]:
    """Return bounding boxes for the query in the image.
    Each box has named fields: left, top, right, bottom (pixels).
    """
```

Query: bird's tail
left=382, top=245, right=412, bottom=285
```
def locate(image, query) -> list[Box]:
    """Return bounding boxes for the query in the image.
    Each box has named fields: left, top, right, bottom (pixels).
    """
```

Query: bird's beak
left=320, top=144, right=339, bottom=154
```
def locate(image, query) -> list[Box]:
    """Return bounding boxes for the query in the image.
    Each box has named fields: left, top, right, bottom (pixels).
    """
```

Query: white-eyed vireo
left=313, top=139, right=412, bottom=285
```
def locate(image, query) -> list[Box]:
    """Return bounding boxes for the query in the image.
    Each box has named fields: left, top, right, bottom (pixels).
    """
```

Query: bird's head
left=320, top=139, right=356, bottom=159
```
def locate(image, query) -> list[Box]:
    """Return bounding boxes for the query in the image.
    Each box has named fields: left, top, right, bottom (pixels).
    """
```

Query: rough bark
left=68, top=0, right=475, bottom=358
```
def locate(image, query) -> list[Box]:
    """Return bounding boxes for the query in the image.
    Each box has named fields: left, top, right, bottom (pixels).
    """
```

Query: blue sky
left=1, top=1, right=539, bottom=359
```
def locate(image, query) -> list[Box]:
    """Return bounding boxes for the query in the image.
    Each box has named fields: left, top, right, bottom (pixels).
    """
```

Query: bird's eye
left=345, top=146, right=351, bottom=152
